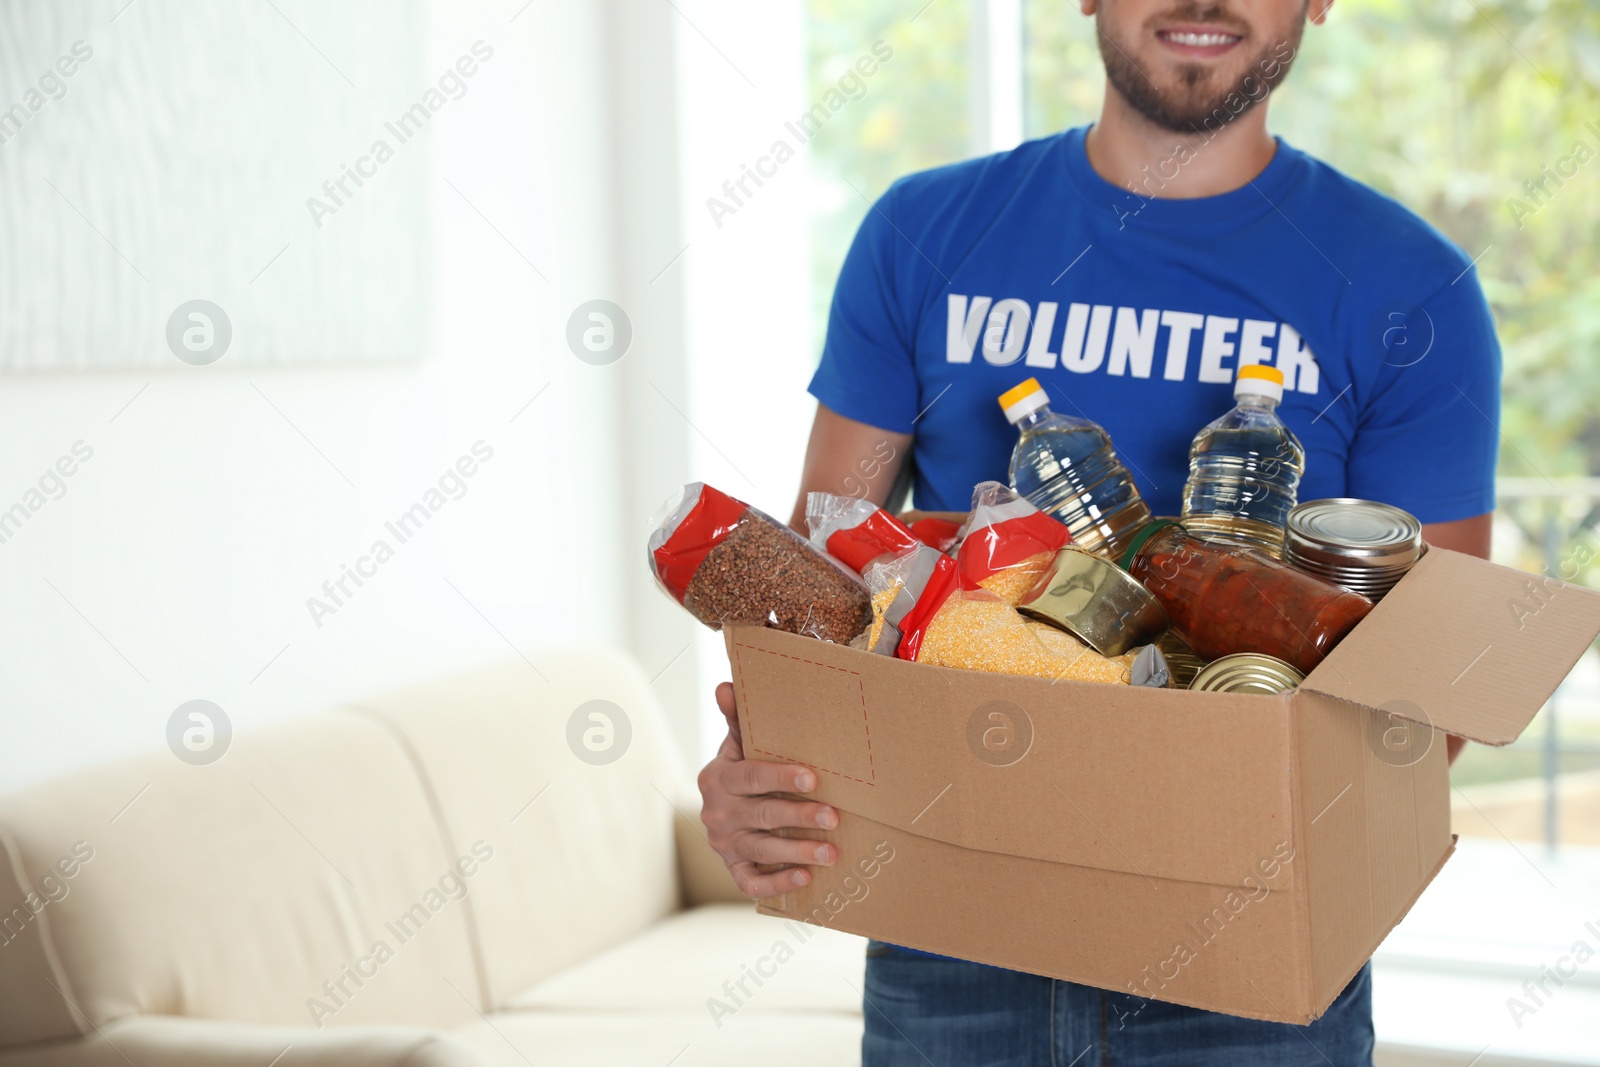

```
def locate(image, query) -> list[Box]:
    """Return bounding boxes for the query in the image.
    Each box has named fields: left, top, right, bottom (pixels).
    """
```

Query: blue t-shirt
left=808, top=125, right=1500, bottom=523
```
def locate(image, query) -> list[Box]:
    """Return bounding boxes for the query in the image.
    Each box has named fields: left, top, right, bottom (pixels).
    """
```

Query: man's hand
left=697, top=681, right=839, bottom=898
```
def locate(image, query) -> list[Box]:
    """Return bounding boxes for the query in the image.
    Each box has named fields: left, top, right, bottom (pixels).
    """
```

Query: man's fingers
left=729, top=861, right=814, bottom=900
left=729, top=759, right=818, bottom=797
left=714, top=681, right=742, bottom=746
left=695, top=714, right=836, bottom=898
left=742, top=797, right=837, bottom=832
left=732, top=830, right=836, bottom=868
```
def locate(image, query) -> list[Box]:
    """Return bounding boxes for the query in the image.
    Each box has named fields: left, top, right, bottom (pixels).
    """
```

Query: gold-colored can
left=1016, top=546, right=1169, bottom=657
left=1188, top=653, right=1305, bottom=694
left=1156, top=631, right=1208, bottom=689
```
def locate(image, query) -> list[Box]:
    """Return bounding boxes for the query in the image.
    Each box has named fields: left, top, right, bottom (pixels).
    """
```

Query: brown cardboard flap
left=1291, top=687, right=1453, bottom=1011
left=1302, top=548, right=1600, bottom=745
left=726, top=624, right=1298, bottom=888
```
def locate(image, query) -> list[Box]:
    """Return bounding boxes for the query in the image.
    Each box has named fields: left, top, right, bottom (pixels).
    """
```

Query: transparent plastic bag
left=809, top=493, right=961, bottom=658
left=805, top=492, right=922, bottom=572
left=955, top=481, right=1072, bottom=604
left=647, top=482, right=872, bottom=643
left=858, top=543, right=961, bottom=661
left=907, top=515, right=964, bottom=554
left=860, top=562, right=1154, bottom=686
left=812, top=489, right=1119, bottom=681
left=916, top=588, right=1137, bottom=685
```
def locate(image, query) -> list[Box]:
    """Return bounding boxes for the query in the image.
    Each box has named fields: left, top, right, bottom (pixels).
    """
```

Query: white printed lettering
left=1025, top=301, right=1060, bottom=368
left=1108, top=307, right=1160, bottom=378
left=946, top=294, right=991, bottom=364
left=1058, top=303, right=1090, bottom=371
left=1160, top=310, right=1205, bottom=381
left=1238, top=319, right=1276, bottom=368
left=1065, top=305, right=1112, bottom=374
left=1277, top=324, right=1321, bottom=393
left=940, top=294, right=1320, bottom=394
left=982, top=298, right=1031, bottom=366
left=1198, top=315, right=1240, bottom=383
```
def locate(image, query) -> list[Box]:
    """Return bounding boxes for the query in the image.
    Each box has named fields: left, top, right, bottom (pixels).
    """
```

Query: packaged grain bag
left=648, top=483, right=871, bottom=644
left=956, top=481, right=1072, bottom=604
left=806, top=493, right=957, bottom=658
left=860, top=550, right=1135, bottom=685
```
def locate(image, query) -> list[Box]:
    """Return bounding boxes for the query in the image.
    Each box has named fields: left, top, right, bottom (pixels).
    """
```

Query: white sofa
left=0, top=651, right=866, bottom=1065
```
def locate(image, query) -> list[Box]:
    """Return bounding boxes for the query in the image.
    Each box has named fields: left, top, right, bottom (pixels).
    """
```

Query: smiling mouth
left=1156, top=28, right=1244, bottom=50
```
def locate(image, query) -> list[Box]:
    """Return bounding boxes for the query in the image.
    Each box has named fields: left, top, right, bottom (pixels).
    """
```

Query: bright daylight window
left=719, top=0, right=1600, bottom=1061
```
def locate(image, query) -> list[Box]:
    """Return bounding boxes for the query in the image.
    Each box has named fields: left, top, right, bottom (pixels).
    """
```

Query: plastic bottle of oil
left=1180, top=364, right=1305, bottom=557
left=1000, top=378, right=1150, bottom=558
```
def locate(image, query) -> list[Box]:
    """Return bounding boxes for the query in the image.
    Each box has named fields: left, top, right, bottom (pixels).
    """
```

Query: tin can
left=1284, top=499, right=1424, bottom=602
left=1156, top=630, right=1207, bottom=689
left=1188, top=652, right=1305, bottom=694
left=1016, top=546, right=1169, bottom=657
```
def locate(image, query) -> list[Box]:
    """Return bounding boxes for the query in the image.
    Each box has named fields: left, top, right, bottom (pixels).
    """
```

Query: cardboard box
left=725, top=547, right=1600, bottom=1023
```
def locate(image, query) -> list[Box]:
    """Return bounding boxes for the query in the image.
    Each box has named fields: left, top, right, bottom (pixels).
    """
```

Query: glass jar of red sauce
left=1119, top=520, right=1373, bottom=676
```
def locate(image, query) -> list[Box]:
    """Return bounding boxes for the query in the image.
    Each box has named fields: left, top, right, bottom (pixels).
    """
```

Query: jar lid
left=1284, top=499, right=1422, bottom=570
left=1117, top=518, right=1184, bottom=572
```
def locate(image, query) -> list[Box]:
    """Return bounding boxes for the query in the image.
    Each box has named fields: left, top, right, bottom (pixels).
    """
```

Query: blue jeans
left=862, top=942, right=1374, bottom=1066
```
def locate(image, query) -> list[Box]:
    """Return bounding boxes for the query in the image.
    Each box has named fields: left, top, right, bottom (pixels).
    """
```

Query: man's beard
left=1095, top=5, right=1304, bottom=135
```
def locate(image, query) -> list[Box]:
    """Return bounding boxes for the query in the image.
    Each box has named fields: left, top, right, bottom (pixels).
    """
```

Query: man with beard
left=697, top=1, right=1498, bottom=1062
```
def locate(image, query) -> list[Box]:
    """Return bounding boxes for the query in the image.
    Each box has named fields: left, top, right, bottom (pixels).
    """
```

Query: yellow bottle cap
left=997, top=378, right=1044, bottom=411
left=1237, top=364, right=1284, bottom=385
left=1234, top=363, right=1285, bottom=402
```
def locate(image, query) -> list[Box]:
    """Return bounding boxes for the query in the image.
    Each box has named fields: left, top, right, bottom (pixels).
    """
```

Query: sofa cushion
left=506, top=904, right=865, bottom=1017
left=350, top=651, right=685, bottom=1007
left=0, top=1015, right=490, bottom=1067
left=0, top=712, right=483, bottom=1044
left=451, top=1010, right=863, bottom=1067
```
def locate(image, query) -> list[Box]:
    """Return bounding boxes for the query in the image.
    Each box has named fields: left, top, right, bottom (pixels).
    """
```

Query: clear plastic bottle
left=1180, top=365, right=1305, bottom=558
left=1000, top=378, right=1151, bottom=558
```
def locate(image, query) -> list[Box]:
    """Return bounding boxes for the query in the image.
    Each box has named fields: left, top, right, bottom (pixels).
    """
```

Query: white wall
left=0, top=0, right=699, bottom=789
left=0, top=1, right=431, bottom=370
left=673, top=1, right=816, bottom=759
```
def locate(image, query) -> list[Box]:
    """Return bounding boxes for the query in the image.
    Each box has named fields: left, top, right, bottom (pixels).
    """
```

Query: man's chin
left=1099, top=19, right=1298, bottom=137
left=1144, top=99, right=1254, bottom=135
left=1122, top=90, right=1260, bottom=135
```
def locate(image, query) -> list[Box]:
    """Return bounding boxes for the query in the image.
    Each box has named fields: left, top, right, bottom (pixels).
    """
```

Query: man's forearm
left=787, top=403, right=914, bottom=531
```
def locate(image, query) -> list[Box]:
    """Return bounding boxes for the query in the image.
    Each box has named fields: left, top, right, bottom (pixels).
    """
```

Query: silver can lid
left=1188, top=653, right=1305, bottom=694
left=1285, top=498, right=1423, bottom=570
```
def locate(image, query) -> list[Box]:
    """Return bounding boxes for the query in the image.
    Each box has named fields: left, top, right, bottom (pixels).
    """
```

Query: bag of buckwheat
left=648, top=482, right=871, bottom=644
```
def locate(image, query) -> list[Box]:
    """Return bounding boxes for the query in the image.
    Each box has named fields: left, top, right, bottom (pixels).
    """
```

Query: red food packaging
left=806, top=493, right=959, bottom=659
left=908, top=516, right=963, bottom=554
left=955, top=481, right=1072, bottom=604
left=647, top=482, right=872, bottom=643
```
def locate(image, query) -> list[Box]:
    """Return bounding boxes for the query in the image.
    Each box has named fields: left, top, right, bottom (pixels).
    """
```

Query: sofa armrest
left=672, top=804, right=748, bottom=907
left=0, top=1016, right=488, bottom=1067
